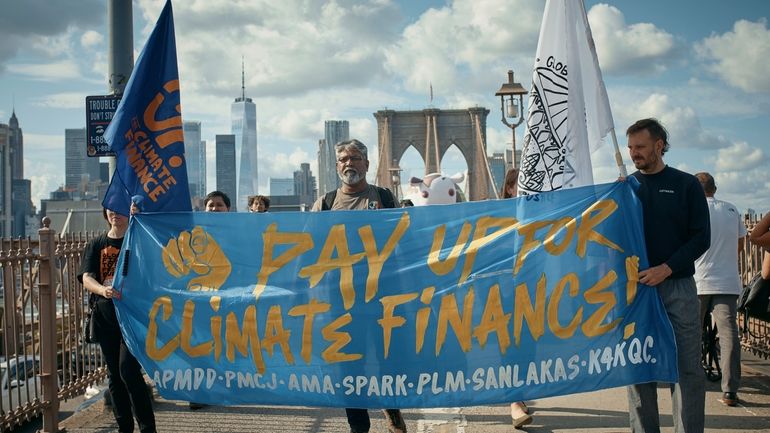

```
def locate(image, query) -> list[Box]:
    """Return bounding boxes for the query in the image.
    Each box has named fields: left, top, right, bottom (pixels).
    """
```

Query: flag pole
left=609, top=129, right=628, bottom=177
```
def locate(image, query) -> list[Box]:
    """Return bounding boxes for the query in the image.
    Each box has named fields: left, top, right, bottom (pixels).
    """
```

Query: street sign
left=85, top=94, right=121, bottom=157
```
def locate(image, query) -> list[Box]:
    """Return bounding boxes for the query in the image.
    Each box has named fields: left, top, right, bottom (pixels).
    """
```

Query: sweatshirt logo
left=659, top=189, right=675, bottom=194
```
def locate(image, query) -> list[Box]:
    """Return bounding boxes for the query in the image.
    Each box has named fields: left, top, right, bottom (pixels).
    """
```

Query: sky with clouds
left=1, top=0, right=768, bottom=213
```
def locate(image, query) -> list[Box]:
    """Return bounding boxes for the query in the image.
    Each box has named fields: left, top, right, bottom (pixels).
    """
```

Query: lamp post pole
left=389, top=164, right=402, bottom=201
left=510, top=121, right=519, bottom=169
left=107, top=0, right=134, bottom=178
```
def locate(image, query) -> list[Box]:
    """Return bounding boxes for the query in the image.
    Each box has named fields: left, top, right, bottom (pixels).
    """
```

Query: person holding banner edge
left=625, top=118, right=710, bottom=433
left=312, top=139, right=406, bottom=433
left=749, top=212, right=770, bottom=248
left=748, top=211, right=770, bottom=316
left=78, top=209, right=157, bottom=433
left=500, top=168, right=534, bottom=428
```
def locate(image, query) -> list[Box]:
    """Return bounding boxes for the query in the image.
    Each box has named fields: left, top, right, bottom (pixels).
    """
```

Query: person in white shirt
left=693, top=172, right=746, bottom=407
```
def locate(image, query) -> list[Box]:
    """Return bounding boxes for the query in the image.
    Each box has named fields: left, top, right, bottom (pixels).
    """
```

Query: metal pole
left=609, top=129, right=628, bottom=177
left=511, top=127, right=517, bottom=170
left=107, top=0, right=134, bottom=178
left=38, top=217, right=59, bottom=433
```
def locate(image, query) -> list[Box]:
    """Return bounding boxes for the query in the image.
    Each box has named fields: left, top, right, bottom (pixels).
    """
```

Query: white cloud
left=349, top=117, right=377, bottom=147
left=608, top=91, right=767, bottom=212
left=714, top=169, right=770, bottom=212
left=80, top=30, right=103, bottom=49
left=149, top=0, right=403, bottom=100
left=265, top=109, right=327, bottom=141
left=22, top=133, right=63, bottom=154
left=258, top=147, right=312, bottom=192
left=32, top=92, right=89, bottom=109
left=587, top=4, right=678, bottom=75
left=695, top=19, right=770, bottom=93
left=7, top=60, right=80, bottom=80
left=23, top=133, right=66, bottom=207
left=384, top=0, right=542, bottom=94
left=613, top=93, right=730, bottom=150
left=0, top=0, right=103, bottom=70
left=714, top=141, right=765, bottom=171
left=27, top=166, right=63, bottom=212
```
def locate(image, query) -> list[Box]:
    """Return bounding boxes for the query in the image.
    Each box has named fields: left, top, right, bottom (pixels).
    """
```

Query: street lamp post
left=388, top=161, right=402, bottom=201
left=495, top=70, right=528, bottom=169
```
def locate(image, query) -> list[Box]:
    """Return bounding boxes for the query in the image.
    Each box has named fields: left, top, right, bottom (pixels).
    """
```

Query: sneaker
left=720, top=392, right=738, bottom=407
left=518, top=401, right=529, bottom=414
left=188, top=402, right=207, bottom=410
left=512, top=413, right=534, bottom=429
left=383, top=409, right=406, bottom=433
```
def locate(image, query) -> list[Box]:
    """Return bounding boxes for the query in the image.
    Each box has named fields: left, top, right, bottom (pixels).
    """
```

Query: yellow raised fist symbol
left=162, top=226, right=231, bottom=291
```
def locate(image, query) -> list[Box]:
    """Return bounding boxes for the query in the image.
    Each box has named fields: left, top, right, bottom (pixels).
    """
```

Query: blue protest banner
left=111, top=181, right=677, bottom=408
left=102, top=0, right=191, bottom=216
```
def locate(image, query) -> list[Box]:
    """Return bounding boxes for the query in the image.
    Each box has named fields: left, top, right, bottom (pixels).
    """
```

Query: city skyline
left=1, top=0, right=768, bottom=212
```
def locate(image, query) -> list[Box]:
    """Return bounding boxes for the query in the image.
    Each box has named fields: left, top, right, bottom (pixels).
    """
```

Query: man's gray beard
left=338, top=169, right=362, bottom=185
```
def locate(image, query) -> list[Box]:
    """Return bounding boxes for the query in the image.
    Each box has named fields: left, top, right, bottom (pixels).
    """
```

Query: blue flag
left=103, top=0, right=191, bottom=216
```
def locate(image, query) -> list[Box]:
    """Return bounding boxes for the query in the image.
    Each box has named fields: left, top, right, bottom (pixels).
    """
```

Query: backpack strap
left=323, top=187, right=395, bottom=210
left=321, top=190, right=337, bottom=211
left=377, top=186, right=396, bottom=209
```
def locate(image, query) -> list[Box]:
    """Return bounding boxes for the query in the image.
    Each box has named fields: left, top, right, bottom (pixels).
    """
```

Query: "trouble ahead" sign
left=85, top=94, right=122, bottom=157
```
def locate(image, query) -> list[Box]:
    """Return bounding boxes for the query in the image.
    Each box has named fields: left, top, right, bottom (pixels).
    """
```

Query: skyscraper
left=231, top=62, right=258, bottom=211
left=65, top=128, right=100, bottom=192
left=316, top=138, right=326, bottom=192
left=12, top=179, right=32, bottom=237
left=0, top=123, right=11, bottom=236
left=8, top=109, right=23, bottom=180
left=215, top=134, right=236, bottom=209
left=318, top=120, right=349, bottom=193
left=269, top=178, right=294, bottom=196
left=183, top=121, right=206, bottom=201
left=488, top=152, right=506, bottom=194
left=293, top=162, right=317, bottom=205
left=3, top=111, right=33, bottom=237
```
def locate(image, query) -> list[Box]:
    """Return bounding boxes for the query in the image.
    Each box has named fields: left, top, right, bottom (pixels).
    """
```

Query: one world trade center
left=231, top=63, right=258, bottom=211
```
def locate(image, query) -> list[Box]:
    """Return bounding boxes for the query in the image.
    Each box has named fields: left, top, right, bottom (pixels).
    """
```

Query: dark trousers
left=346, top=408, right=371, bottom=432
left=627, top=278, right=705, bottom=433
left=346, top=408, right=403, bottom=432
left=94, top=297, right=157, bottom=433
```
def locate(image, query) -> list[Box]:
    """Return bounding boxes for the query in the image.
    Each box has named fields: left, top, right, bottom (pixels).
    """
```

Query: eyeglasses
left=337, top=155, right=364, bottom=163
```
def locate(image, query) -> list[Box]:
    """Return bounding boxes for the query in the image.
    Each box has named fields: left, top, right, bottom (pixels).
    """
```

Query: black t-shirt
left=631, top=166, right=710, bottom=279
left=77, top=233, right=123, bottom=288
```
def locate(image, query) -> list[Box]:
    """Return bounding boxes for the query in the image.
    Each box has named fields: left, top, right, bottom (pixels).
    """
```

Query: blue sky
left=1, top=0, right=768, bottom=212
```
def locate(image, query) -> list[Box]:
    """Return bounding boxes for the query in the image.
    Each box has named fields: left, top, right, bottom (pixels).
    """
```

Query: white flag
left=518, top=0, right=614, bottom=195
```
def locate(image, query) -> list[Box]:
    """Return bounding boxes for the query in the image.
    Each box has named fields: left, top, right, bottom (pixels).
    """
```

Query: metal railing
left=0, top=218, right=106, bottom=432
left=740, top=214, right=770, bottom=359
left=0, top=214, right=767, bottom=431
